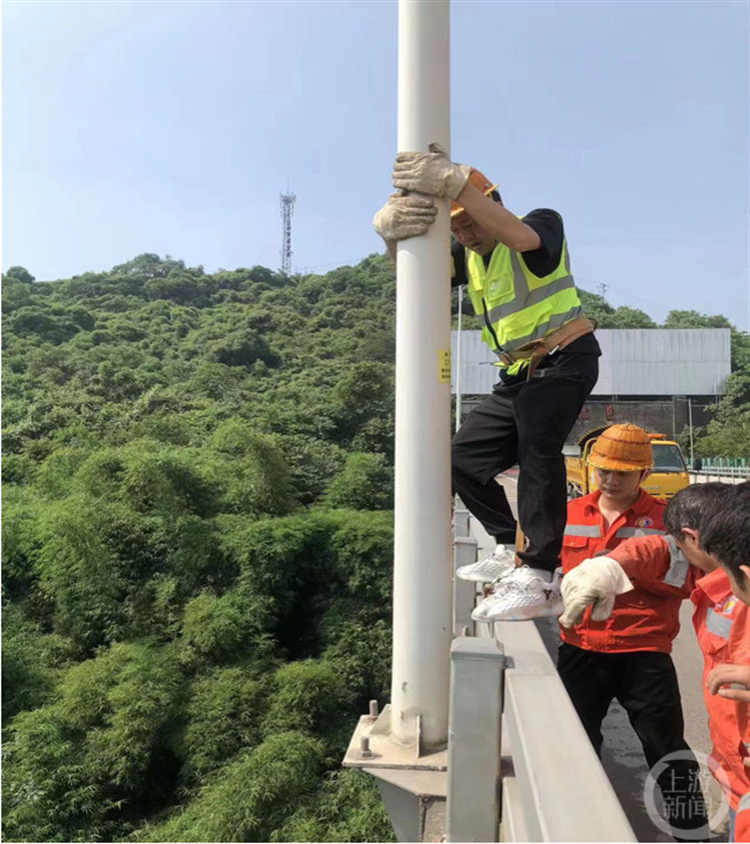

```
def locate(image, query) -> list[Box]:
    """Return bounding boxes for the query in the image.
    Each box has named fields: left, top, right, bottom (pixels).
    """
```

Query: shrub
left=136, top=733, right=326, bottom=843
left=326, top=452, right=393, bottom=511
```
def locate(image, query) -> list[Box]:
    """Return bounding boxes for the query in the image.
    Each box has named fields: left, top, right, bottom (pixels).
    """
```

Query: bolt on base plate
left=343, top=705, right=448, bottom=772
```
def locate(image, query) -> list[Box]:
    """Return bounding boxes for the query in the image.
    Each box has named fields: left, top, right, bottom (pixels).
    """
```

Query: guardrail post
left=446, top=637, right=504, bottom=842
left=454, top=506, right=471, bottom=539
left=453, top=537, right=477, bottom=637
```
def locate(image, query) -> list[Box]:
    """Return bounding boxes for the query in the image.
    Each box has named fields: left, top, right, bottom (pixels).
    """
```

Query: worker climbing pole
left=376, top=101, right=601, bottom=625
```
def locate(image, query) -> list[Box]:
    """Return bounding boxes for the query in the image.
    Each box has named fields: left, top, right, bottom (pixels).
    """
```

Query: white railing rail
left=690, top=467, right=749, bottom=484
left=486, top=619, right=636, bottom=842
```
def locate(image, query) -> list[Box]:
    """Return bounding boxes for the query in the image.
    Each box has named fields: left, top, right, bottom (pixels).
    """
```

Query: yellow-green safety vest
left=464, top=227, right=582, bottom=376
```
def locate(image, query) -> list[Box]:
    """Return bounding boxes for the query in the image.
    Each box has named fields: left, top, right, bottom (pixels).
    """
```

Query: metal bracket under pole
left=343, top=701, right=448, bottom=843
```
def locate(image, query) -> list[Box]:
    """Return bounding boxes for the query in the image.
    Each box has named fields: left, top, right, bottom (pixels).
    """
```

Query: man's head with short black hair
left=700, top=483, right=750, bottom=604
left=663, top=483, right=736, bottom=571
left=450, top=188, right=505, bottom=257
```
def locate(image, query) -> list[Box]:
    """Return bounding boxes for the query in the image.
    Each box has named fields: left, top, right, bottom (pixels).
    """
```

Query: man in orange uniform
left=561, top=482, right=748, bottom=841
left=557, top=424, right=710, bottom=840
left=698, top=484, right=750, bottom=842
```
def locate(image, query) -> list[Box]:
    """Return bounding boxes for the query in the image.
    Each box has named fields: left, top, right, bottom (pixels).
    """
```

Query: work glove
left=559, top=557, right=634, bottom=628
left=372, top=191, right=438, bottom=242
left=391, top=142, right=471, bottom=199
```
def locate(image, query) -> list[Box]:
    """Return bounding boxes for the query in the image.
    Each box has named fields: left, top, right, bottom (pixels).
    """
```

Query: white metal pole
left=688, top=398, right=694, bottom=467
left=391, top=0, right=452, bottom=751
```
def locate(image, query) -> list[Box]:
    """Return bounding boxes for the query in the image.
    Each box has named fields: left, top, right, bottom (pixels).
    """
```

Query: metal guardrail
left=699, top=458, right=748, bottom=469
left=449, top=508, right=637, bottom=842
left=484, top=620, right=636, bottom=842
left=690, top=467, right=749, bottom=483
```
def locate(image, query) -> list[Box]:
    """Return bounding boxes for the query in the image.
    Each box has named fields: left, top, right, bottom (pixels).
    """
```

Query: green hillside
left=2, top=254, right=398, bottom=843
left=2, top=253, right=747, bottom=842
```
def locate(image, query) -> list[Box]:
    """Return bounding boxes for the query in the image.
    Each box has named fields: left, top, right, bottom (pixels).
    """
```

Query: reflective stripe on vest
left=663, top=536, right=690, bottom=588
left=564, top=524, right=601, bottom=537
left=484, top=251, right=576, bottom=323
left=464, top=226, right=583, bottom=358
left=739, top=791, right=750, bottom=814
left=705, top=608, right=733, bottom=639
left=615, top=527, right=666, bottom=538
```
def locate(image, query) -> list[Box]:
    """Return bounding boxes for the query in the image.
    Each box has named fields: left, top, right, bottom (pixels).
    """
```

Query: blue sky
left=3, top=0, right=749, bottom=327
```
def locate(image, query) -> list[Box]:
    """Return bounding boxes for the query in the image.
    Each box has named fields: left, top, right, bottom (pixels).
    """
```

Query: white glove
left=559, top=556, right=634, bottom=629
left=391, top=142, right=471, bottom=199
left=372, top=191, right=437, bottom=242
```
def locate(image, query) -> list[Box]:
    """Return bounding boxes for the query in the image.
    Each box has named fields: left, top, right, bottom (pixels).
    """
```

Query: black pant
left=558, top=643, right=710, bottom=840
left=452, top=350, right=598, bottom=572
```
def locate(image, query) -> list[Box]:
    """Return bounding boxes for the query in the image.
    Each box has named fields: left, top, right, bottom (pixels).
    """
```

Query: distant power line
left=577, top=275, right=668, bottom=315
left=297, top=256, right=372, bottom=274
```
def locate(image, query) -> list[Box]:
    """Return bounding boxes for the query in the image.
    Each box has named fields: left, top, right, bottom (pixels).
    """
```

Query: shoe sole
left=472, top=602, right=563, bottom=623
left=457, top=571, right=513, bottom=583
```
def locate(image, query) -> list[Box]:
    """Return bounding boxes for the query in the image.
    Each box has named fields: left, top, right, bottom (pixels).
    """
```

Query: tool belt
left=498, top=317, right=597, bottom=381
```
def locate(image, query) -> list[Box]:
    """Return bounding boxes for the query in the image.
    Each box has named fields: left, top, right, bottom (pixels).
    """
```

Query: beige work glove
left=391, top=142, right=471, bottom=199
left=372, top=191, right=438, bottom=242
left=559, top=557, right=634, bottom=628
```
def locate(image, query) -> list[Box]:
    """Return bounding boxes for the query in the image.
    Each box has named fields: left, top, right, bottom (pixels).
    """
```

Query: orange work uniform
left=560, top=489, right=690, bottom=653
left=606, top=539, right=750, bottom=840
left=559, top=495, right=710, bottom=838
left=691, top=568, right=750, bottom=838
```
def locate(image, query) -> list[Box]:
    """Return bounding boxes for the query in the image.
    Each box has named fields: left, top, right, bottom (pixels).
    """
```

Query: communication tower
left=279, top=191, right=296, bottom=275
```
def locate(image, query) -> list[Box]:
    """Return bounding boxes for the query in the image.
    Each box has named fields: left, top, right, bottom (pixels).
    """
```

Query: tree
left=1, top=252, right=410, bottom=841
left=134, top=733, right=326, bottom=843
left=578, top=288, right=614, bottom=325
left=608, top=306, right=656, bottom=329
left=2, top=643, right=185, bottom=843
left=181, top=667, right=268, bottom=780
left=111, top=253, right=185, bottom=280
left=694, top=366, right=750, bottom=458
left=663, top=310, right=732, bottom=330
left=326, top=452, right=394, bottom=511
left=207, top=421, right=297, bottom=516
left=271, top=770, right=395, bottom=843
left=4, top=265, right=35, bottom=284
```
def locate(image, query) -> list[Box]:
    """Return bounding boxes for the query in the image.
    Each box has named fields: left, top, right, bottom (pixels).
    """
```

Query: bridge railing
left=690, top=467, right=749, bottom=484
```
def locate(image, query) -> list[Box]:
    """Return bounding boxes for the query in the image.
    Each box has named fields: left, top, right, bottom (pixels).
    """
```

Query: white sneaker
left=471, top=566, right=563, bottom=622
left=456, top=546, right=516, bottom=583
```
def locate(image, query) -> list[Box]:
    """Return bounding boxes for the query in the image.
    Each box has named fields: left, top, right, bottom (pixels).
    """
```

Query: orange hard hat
left=450, top=168, right=498, bottom=218
left=588, top=424, right=653, bottom=472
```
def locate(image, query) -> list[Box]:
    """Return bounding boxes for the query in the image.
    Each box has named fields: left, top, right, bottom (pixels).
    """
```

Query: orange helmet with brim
left=450, top=168, right=498, bottom=218
left=587, top=424, right=653, bottom=472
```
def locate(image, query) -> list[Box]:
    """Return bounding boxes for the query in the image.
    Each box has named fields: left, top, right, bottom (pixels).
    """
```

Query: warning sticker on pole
left=438, top=349, right=451, bottom=383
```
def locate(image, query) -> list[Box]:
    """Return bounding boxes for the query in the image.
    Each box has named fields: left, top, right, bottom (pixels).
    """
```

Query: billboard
left=450, top=329, right=731, bottom=397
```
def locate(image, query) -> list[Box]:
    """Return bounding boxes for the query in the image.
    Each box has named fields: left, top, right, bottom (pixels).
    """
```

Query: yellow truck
left=565, top=425, right=690, bottom=502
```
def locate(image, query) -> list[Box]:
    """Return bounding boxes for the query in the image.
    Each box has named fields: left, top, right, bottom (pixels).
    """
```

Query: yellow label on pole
left=438, top=349, right=451, bottom=383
